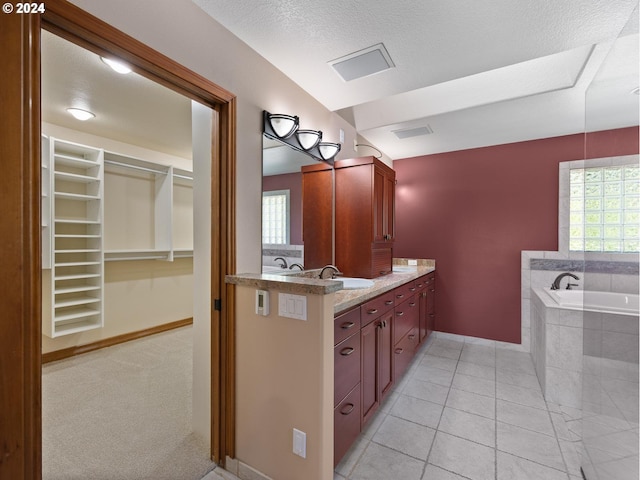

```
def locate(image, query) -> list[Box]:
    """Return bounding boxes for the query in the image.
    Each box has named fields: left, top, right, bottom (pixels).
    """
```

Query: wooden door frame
left=0, top=1, right=236, bottom=478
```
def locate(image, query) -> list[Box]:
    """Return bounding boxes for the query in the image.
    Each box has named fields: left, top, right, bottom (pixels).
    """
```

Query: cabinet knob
left=340, top=403, right=355, bottom=415
left=340, top=347, right=355, bottom=356
left=396, top=294, right=404, bottom=299
left=341, top=321, right=355, bottom=330
left=385, top=300, right=393, bottom=306
left=394, top=348, right=403, bottom=355
left=396, top=311, right=404, bottom=317
left=409, top=302, right=416, bottom=307
left=367, top=308, right=378, bottom=315
left=408, top=334, right=416, bottom=340
left=409, top=287, right=416, bottom=292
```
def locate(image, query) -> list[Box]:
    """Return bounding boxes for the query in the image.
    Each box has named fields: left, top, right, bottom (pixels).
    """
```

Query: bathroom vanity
left=226, top=259, right=435, bottom=480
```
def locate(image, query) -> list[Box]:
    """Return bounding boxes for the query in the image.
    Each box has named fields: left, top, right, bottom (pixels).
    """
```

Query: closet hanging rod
left=104, top=159, right=169, bottom=175
left=173, top=174, right=193, bottom=181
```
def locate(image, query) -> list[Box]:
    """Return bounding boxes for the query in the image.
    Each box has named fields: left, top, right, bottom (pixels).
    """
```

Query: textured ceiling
left=193, top=0, right=639, bottom=159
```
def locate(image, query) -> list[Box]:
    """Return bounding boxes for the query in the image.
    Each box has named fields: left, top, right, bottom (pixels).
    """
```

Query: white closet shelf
left=173, top=249, right=194, bottom=258
left=55, top=285, right=101, bottom=295
left=54, top=319, right=102, bottom=335
left=54, top=171, right=99, bottom=183
left=54, top=297, right=101, bottom=308
left=55, top=261, right=101, bottom=267
left=54, top=192, right=100, bottom=201
left=55, top=273, right=101, bottom=281
left=54, top=307, right=101, bottom=323
left=55, top=249, right=101, bottom=254
left=55, top=219, right=101, bottom=224
left=55, top=234, right=101, bottom=238
left=54, top=153, right=99, bottom=168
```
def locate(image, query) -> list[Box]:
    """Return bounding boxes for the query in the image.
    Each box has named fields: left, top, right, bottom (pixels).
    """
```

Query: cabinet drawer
left=394, top=294, right=419, bottom=344
left=361, top=292, right=395, bottom=326
left=334, top=383, right=361, bottom=467
left=394, top=281, right=417, bottom=303
left=394, top=327, right=419, bottom=380
left=334, top=306, right=361, bottom=346
left=334, top=333, right=361, bottom=406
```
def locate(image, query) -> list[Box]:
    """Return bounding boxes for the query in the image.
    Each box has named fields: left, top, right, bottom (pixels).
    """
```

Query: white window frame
left=262, top=189, right=290, bottom=245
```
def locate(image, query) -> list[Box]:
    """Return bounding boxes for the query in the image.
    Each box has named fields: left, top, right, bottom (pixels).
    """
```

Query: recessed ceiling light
left=100, top=56, right=132, bottom=74
left=66, top=108, right=95, bottom=121
left=329, top=43, right=395, bottom=82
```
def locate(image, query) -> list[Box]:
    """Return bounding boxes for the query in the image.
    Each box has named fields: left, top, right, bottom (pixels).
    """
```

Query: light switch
left=293, top=428, right=306, bottom=458
left=278, top=293, right=307, bottom=320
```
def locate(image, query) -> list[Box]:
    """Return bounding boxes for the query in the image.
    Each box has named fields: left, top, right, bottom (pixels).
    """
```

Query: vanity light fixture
left=266, top=113, right=299, bottom=139
left=263, top=110, right=342, bottom=164
left=100, top=56, right=132, bottom=74
left=66, top=108, right=95, bottom=121
left=317, top=142, right=341, bottom=161
left=295, top=129, right=322, bottom=150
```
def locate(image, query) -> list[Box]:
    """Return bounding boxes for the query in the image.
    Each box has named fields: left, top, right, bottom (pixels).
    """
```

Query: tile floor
left=334, top=333, right=585, bottom=480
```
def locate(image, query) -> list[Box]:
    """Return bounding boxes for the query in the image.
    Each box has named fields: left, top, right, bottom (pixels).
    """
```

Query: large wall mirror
left=261, top=135, right=334, bottom=273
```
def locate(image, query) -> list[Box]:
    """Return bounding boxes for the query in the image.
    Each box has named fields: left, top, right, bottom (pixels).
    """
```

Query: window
left=262, top=190, right=290, bottom=245
left=569, top=163, right=640, bottom=252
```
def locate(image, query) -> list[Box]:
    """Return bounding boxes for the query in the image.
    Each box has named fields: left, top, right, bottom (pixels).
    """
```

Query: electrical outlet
left=293, top=428, right=306, bottom=458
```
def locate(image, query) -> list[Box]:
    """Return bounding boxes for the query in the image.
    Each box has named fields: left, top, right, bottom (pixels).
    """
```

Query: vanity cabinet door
left=417, top=275, right=428, bottom=343
left=394, top=327, right=419, bottom=380
left=361, top=309, right=394, bottom=426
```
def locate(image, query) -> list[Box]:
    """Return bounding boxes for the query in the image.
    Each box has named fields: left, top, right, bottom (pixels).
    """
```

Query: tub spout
left=551, top=272, right=580, bottom=290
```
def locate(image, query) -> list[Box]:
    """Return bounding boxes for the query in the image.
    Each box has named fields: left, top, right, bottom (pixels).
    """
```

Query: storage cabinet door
left=379, top=310, right=394, bottom=400
left=383, top=170, right=395, bottom=241
left=360, top=319, right=379, bottom=424
left=426, top=276, right=436, bottom=337
left=373, top=166, right=386, bottom=243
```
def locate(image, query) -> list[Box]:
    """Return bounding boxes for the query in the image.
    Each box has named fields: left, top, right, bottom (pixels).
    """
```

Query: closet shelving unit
left=43, top=137, right=105, bottom=337
left=102, top=152, right=193, bottom=262
left=42, top=137, right=194, bottom=338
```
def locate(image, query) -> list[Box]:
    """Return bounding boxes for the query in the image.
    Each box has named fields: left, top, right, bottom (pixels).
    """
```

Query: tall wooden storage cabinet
left=301, top=163, right=333, bottom=269
left=335, top=156, right=395, bottom=278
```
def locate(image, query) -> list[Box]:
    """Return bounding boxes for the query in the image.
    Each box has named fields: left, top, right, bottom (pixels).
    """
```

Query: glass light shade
left=268, top=113, right=299, bottom=139
left=318, top=142, right=341, bottom=160
left=66, top=108, right=95, bottom=121
left=296, top=129, right=322, bottom=150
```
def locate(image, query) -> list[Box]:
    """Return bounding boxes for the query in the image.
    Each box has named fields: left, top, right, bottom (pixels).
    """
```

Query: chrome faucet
left=551, top=272, right=580, bottom=290
left=274, top=257, right=288, bottom=269
left=319, top=265, right=342, bottom=279
left=289, top=263, right=304, bottom=271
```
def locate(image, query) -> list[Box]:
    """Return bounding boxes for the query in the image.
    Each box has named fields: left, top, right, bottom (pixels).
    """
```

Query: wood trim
left=0, top=12, right=42, bottom=480
left=42, top=0, right=235, bottom=106
left=42, top=319, right=194, bottom=364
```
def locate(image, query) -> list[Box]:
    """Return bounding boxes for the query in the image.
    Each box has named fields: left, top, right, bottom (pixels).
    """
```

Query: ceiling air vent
left=392, top=125, right=434, bottom=139
left=329, top=43, right=395, bottom=82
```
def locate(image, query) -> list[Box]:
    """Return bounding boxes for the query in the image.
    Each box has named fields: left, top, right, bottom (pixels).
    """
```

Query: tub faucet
left=274, top=257, right=288, bottom=269
left=551, top=272, right=580, bottom=290
left=319, top=265, right=342, bottom=279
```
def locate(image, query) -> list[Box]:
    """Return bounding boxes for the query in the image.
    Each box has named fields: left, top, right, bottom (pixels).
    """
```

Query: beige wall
left=235, top=286, right=334, bottom=480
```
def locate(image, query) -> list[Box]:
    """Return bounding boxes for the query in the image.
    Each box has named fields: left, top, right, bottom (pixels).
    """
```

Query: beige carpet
left=42, top=326, right=217, bottom=480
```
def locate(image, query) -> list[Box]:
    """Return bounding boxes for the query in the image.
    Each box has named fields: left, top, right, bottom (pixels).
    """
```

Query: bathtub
left=542, top=288, right=639, bottom=316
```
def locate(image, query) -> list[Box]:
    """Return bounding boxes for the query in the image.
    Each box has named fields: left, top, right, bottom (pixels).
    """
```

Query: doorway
left=0, top=1, right=236, bottom=478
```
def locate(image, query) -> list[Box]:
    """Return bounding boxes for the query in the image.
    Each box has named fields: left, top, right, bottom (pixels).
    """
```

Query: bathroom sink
left=331, top=277, right=375, bottom=290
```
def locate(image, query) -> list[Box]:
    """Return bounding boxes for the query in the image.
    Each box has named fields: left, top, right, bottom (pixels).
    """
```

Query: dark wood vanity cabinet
left=333, top=273, right=435, bottom=466
left=301, top=163, right=334, bottom=269
left=335, top=157, right=396, bottom=279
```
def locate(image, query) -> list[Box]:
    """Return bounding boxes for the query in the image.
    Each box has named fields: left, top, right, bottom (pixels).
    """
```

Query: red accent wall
left=262, top=172, right=303, bottom=245
left=393, top=127, right=639, bottom=343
